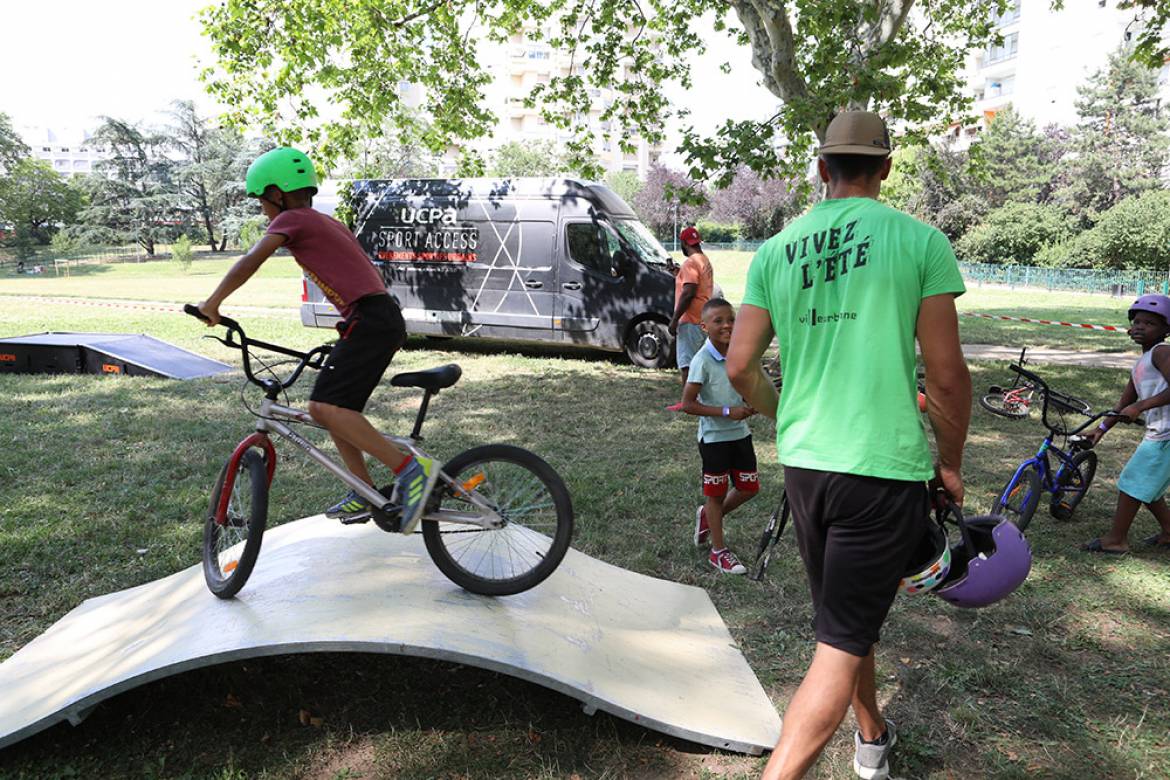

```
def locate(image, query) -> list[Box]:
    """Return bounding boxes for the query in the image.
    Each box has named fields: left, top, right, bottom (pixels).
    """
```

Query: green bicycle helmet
left=245, top=147, right=318, bottom=197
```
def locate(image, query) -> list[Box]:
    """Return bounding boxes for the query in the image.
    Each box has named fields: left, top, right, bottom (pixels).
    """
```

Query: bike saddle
left=390, top=364, right=463, bottom=392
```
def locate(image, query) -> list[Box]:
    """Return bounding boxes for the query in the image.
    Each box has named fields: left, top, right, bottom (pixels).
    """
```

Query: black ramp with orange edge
left=0, top=332, right=230, bottom=379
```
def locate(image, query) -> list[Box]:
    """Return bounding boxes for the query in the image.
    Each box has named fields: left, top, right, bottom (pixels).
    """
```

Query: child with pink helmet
left=1082, top=294, right=1170, bottom=553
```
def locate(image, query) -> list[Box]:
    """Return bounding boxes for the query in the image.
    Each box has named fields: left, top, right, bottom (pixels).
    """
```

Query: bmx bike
left=185, top=305, right=574, bottom=599
left=993, top=363, right=1137, bottom=531
left=980, top=348, right=1091, bottom=420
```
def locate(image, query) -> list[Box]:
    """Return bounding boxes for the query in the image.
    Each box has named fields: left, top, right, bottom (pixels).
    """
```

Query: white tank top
left=1133, top=343, right=1170, bottom=441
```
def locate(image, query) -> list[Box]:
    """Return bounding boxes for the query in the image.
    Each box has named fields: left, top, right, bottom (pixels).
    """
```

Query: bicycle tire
left=203, top=449, right=268, bottom=599
left=422, top=444, right=573, bottom=596
left=1050, top=450, right=1098, bottom=521
left=996, top=464, right=1042, bottom=532
left=980, top=392, right=1030, bottom=419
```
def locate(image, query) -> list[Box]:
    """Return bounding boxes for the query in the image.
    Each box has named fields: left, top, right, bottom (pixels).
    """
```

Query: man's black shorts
left=311, top=294, right=406, bottom=411
left=784, top=466, right=930, bottom=657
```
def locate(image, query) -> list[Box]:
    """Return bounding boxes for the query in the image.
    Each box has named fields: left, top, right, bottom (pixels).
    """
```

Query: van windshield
left=613, top=219, right=672, bottom=266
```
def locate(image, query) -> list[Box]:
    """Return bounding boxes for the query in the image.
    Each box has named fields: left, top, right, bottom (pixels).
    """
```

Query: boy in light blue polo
left=680, top=298, right=760, bottom=574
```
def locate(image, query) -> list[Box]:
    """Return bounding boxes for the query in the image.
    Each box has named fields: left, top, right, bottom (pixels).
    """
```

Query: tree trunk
left=202, top=210, right=217, bottom=252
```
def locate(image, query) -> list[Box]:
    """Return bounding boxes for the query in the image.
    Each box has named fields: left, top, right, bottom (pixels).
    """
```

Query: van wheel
left=625, top=320, right=674, bottom=369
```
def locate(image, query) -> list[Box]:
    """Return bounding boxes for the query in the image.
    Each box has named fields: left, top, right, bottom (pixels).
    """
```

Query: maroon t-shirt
left=266, top=207, right=385, bottom=319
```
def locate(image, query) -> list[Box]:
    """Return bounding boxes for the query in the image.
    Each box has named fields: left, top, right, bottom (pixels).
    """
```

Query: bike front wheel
left=996, top=464, right=1042, bottom=531
left=422, top=444, right=573, bottom=596
left=203, top=449, right=268, bottom=599
left=980, top=392, right=1030, bottom=419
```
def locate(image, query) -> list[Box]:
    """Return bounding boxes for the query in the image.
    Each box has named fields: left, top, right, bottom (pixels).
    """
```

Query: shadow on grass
left=2, top=355, right=1168, bottom=778
left=0, top=653, right=727, bottom=779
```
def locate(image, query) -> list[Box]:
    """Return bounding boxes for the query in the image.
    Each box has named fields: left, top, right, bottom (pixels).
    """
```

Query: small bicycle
left=980, top=348, right=1091, bottom=420
left=994, top=363, right=1136, bottom=531
left=185, top=305, right=574, bottom=599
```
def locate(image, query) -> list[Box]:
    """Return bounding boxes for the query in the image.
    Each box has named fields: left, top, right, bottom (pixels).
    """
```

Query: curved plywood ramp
left=0, top=517, right=781, bottom=754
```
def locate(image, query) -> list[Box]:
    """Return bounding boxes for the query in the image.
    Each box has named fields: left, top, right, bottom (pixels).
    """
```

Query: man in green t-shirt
left=727, top=111, right=971, bottom=780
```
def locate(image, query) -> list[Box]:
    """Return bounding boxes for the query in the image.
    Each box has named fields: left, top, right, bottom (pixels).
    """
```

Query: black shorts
left=310, top=294, right=406, bottom=411
left=699, top=435, right=760, bottom=497
left=784, top=466, right=930, bottom=657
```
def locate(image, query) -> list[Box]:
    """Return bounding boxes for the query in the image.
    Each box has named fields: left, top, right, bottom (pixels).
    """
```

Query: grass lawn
left=706, top=250, right=1137, bottom=353
left=1, top=250, right=1143, bottom=358
left=0, top=252, right=304, bottom=310
left=1, top=293, right=1168, bottom=779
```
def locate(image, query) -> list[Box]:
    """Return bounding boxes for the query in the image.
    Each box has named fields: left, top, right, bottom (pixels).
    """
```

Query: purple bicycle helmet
left=1129, top=294, right=1170, bottom=323
left=933, top=513, right=1032, bottom=609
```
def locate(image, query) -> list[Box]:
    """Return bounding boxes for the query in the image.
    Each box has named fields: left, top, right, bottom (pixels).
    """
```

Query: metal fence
left=0, top=245, right=147, bottom=275
left=961, top=262, right=1170, bottom=297
left=662, top=239, right=768, bottom=253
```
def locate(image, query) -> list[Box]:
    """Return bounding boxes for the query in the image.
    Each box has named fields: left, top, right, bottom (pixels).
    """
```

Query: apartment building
left=952, top=0, right=1170, bottom=144
left=17, top=125, right=103, bottom=177
left=462, top=29, right=665, bottom=178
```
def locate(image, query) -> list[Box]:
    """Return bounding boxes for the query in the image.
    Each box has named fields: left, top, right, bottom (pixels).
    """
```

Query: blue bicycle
left=994, top=364, right=1133, bottom=531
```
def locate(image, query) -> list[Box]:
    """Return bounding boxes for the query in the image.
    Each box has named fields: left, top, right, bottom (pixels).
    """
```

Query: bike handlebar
left=184, top=304, right=331, bottom=391
left=1009, top=363, right=1143, bottom=434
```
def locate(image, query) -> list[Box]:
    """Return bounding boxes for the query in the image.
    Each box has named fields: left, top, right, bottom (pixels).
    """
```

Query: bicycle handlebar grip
left=183, top=303, right=210, bottom=321
left=183, top=303, right=242, bottom=332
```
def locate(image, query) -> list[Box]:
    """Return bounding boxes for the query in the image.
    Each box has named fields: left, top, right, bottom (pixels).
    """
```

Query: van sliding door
left=558, top=220, right=626, bottom=350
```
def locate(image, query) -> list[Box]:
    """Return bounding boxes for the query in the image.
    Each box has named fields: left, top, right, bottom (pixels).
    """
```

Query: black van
left=300, top=177, right=678, bottom=367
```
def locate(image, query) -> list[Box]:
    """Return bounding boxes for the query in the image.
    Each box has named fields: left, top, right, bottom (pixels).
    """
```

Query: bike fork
left=214, top=432, right=278, bottom=526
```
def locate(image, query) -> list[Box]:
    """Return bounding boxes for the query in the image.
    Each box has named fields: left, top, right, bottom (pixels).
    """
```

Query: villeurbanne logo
left=798, top=308, right=858, bottom=327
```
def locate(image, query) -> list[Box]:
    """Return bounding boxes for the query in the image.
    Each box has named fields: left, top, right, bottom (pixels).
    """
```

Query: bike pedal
left=339, top=512, right=373, bottom=525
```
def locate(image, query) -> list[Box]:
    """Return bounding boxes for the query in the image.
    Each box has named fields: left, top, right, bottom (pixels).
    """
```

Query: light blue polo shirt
left=688, top=339, right=751, bottom=444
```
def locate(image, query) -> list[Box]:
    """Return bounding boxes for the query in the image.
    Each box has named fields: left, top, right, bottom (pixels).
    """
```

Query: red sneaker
left=709, top=548, right=746, bottom=575
left=694, top=506, right=710, bottom=547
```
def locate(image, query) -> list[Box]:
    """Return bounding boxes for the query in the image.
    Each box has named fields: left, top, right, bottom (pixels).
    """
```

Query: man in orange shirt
left=669, top=225, right=715, bottom=381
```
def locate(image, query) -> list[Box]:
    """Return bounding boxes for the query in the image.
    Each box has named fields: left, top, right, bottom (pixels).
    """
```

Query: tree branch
left=730, top=0, right=810, bottom=110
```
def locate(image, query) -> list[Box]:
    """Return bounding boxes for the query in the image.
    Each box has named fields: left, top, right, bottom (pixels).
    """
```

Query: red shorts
left=699, top=436, right=759, bottom=497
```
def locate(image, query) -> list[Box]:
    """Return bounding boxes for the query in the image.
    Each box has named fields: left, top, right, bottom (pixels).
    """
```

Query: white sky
left=1, top=1, right=776, bottom=153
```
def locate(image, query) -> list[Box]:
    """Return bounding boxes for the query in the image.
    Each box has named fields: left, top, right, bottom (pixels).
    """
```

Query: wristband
left=1097, top=422, right=1109, bottom=433
left=722, top=405, right=730, bottom=417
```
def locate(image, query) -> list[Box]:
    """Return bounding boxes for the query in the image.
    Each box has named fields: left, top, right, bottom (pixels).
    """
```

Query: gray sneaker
left=853, top=719, right=896, bottom=780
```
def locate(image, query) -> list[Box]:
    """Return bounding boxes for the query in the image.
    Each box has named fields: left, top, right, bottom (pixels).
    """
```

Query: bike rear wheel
left=980, top=392, right=1030, bottom=419
left=422, top=444, right=573, bottom=596
left=996, top=464, right=1042, bottom=531
left=1050, top=450, right=1098, bottom=520
left=203, top=449, right=268, bottom=599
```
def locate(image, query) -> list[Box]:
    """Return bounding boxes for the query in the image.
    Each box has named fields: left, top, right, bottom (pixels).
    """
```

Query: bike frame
left=1002, top=384, right=1035, bottom=408
left=212, top=392, right=504, bottom=530
left=998, top=431, right=1080, bottom=505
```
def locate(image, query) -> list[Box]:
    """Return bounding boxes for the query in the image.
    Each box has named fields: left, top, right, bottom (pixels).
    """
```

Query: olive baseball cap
left=819, top=111, right=891, bottom=156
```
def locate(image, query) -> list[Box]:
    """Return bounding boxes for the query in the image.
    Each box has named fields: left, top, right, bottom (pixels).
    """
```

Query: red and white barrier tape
left=962, top=312, right=1123, bottom=332
left=5, top=295, right=293, bottom=317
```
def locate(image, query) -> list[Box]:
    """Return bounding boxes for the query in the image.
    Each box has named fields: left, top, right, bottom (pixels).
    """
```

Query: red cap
left=680, top=226, right=702, bottom=246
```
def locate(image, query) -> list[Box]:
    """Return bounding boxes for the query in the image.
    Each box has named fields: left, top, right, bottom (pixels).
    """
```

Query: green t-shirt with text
left=742, top=197, right=965, bottom=481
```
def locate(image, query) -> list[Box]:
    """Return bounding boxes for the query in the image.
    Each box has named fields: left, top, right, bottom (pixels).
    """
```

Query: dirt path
left=961, top=343, right=1132, bottom=370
